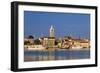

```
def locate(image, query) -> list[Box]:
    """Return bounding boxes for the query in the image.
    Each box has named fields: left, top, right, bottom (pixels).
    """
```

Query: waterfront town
left=24, top=25, right=90, bottom=51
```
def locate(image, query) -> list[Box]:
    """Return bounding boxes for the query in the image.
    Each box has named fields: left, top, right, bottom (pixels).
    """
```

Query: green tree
left=24, top=41, right=30, bottom=45
left=55, top=40, right=58, bottom=45
left=28, top=35, right=34, bottom=39
left=34, top=39, right=41, bottom=45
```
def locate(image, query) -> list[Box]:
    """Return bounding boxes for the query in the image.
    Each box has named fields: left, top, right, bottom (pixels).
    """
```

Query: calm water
left=24, top=49, right=90, bottom=61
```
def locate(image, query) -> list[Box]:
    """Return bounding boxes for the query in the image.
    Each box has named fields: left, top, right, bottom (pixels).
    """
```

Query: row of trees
left=24, top=35, right=41, bottom=45
left=24, top=39, right=41, bottom=45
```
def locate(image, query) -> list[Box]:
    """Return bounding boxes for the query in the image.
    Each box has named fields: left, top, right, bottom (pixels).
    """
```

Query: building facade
left=42, top=37, right=55, bottom=49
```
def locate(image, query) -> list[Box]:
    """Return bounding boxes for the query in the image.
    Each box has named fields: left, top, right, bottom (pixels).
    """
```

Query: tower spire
left=50, top=25, right=55, bottom=37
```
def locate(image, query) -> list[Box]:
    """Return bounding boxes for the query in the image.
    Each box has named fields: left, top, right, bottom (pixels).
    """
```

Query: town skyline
left=24, top=24, right=90, bottom=51
left=24, top=11, right=90, bottom=39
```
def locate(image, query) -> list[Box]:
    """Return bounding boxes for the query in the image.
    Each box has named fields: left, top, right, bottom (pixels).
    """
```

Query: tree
left=34, top=39, right=41, bottom=45
left=65, top=36, right=72, bottom=39
left=55, top=40, right=58, bottom=45
left=67, top=36, right=72, bottom=39
left=24, top=41, right=30, bottom=45
left=28, top=35, right=34, bottom=39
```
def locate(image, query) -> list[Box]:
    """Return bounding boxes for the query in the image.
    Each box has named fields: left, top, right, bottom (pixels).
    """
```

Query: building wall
left=42, top=38, right=55, bottom=49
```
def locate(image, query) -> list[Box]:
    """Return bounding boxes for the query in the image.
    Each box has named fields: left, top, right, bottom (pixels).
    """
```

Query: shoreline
left=25, top=48, right=90, bottom=51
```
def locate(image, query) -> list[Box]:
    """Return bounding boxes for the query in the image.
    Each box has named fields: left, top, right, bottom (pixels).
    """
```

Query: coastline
left=24, top=48, right=90, bottom=51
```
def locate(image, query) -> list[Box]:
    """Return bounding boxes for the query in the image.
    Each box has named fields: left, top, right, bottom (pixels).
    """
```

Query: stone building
left=42, top=37, right=55, bottom=49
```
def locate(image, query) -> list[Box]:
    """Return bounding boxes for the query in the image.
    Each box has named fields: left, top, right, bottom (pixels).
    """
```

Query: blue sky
left=24, top=11, right=90, bottom=39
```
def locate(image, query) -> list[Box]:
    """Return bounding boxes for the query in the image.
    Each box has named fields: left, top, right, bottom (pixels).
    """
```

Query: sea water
left=24, top=49, right=90, bottom=61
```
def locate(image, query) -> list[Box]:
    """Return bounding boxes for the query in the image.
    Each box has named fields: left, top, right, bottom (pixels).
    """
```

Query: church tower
left=50, top=25, right=55, bottom=37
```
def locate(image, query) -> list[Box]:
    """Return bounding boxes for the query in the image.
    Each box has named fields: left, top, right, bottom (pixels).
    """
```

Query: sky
left=24, top=11, right=90, bottom=39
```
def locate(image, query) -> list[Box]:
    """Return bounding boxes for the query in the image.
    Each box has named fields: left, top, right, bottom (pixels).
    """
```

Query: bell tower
left=50, top=25, right=55, bottom=37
